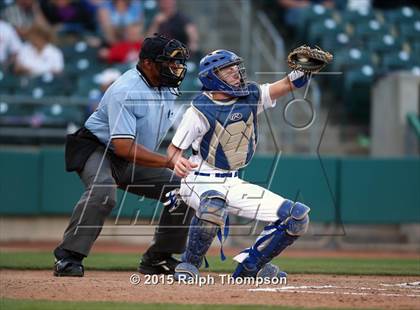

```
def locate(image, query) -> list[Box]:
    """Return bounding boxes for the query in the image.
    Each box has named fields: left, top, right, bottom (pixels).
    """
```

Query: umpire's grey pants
left=58, top=147, right=193, bottom=257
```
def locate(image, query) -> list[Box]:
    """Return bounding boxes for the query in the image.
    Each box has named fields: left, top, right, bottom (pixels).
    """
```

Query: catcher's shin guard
left=180, top=191, right=227, bottom=268
left=232, top=200, right=310, bottom=278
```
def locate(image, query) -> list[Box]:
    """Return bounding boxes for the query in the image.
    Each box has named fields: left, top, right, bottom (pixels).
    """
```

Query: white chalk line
left=248, top=284, right=420, bottom=298
left=248, top=288, right=420, bottom=298
left=380, top=281, right=420, bottom=289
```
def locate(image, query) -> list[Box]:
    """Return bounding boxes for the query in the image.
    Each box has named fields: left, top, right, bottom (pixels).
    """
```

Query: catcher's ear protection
left=198, top=50, right=249, bottom=97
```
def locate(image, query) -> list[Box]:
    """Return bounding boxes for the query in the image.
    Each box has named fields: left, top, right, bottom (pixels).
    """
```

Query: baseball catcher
left=166, top=46, right=332, bottom=280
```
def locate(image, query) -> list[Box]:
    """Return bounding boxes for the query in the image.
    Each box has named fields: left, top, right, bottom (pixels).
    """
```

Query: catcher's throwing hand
left=287, top=45, right=333, bottom=73
left=174, top=157, right=198, bottom=178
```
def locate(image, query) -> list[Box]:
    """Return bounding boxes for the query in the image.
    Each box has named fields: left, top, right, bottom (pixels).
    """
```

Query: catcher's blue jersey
left=192, top=83, right=260, bottom=171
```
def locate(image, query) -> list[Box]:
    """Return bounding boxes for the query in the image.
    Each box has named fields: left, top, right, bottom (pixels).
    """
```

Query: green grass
left=0, top=299, right=380, bottom=310
left=0, top=251, right=419, bottom=276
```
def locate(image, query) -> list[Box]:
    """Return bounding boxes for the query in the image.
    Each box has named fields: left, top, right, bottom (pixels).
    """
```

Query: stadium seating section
left=1, top=2, right=419, bottom=144
left=0, top=0, right=203, bottom=144
left=295, top=4, right=420, bottom=121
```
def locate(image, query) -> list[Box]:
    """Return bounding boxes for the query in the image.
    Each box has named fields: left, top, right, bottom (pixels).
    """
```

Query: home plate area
left=1, top=270, right=419, bottom=309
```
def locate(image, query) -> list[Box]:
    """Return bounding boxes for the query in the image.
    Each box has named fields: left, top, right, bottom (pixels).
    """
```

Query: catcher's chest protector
left=192, top=83, right=260, bottom=170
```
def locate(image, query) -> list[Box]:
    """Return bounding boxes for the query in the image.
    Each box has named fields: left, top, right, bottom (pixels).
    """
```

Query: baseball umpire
left=53, top=34, right=193, bottom=277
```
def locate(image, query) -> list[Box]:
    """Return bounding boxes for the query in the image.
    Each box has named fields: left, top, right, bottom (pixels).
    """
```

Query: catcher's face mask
left=155, top=39, right=190, bottom=88
left=215, top=60, right=248, bottom=97
left=199, top=50, right=249, bottom=97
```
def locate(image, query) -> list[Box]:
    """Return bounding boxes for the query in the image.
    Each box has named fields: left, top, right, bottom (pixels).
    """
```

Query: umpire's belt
left=194, top=171, right=238, bottom=178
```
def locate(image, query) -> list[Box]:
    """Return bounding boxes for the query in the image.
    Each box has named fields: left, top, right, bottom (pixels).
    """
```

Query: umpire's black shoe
left=53, top=258, right=84, bottom=277
left=138, top=253, right=180, bottom=275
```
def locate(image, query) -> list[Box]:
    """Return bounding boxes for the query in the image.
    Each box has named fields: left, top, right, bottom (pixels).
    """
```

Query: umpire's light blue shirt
left=85, top=68, right=177, bottom=151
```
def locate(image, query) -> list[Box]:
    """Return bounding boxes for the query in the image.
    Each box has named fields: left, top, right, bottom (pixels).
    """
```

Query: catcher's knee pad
left=196, top=190, right=227, bottom=226
left=277, top=200, right=310, bottom=236
left=182, top=191, right=227, bottom=268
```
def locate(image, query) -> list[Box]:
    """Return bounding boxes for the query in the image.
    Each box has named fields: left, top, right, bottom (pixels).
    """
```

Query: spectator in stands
left=80, top=0, right=103, bottom=17
left=97, top=0, right=143, bottom=45
left=98, top=22, right=143, bottom=64
left=39, top=0, right=96, bottom=33
left=14, top=24, right=64, bottom=76
left=1, top=0, right=48, bottom=38
left=146, top=0, right=199, bottom=53
left=0, top=20, right=22, bottom=69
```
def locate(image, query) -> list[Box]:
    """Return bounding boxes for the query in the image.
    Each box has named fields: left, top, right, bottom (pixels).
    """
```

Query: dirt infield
left=1, top=270, right=419, bottom=309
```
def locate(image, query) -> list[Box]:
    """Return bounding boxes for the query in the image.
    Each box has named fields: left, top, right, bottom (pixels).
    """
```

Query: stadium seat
left=340, top=8, right=376, bottom=24
left=73, top=76, right=101, bottom=98
left=366, top=34, right=404, bottom=54
left=19, top=75, right=72, bottom=98
left=307, top=18, right=345, bottom=45
left=398, top=20, right=420, bottom=41
left=332, top=48, right=374, bottom=72
left=64, top=57, right=106, bottom=79
left=0, top=70, right=21, bottom=95
left=20, top=83, right=56, bottom=99
left=143, top=0, right=158, bottom=29
left=327, top=47, right=375, bottom=97
left=320, top=32, right=351, bottom=52
left=0, top=0, right=14, bottom=10
left=35, top=104, right=85, bottom=126
left=0, top=101, right=31, bottom=118
left=112, top=63, right=133, bottom=73
left=384, top=6, right=420, bottom=24
left=296, top=4, right=334, bottom=40
left=178, top=60, right=201, bottom=97
left=353, top=19, right=390, bottom=39
left=61, top=41, right=99, bottom=62
left=381, top=51, right=418, bottom=72
left=343, top=66, right=376, bottom=120
left=179, top=75, right=199, bottom=94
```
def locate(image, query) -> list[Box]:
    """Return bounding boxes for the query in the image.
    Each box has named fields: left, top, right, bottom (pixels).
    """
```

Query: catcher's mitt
left=287, top=45, right=333, bottom=73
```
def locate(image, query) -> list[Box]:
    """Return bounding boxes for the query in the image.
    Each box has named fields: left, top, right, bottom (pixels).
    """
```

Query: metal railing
left=407, top=113, right=420, bottom=141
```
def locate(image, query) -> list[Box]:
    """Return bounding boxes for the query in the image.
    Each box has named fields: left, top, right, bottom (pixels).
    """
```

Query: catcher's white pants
left=180, top=172, right=286, bottom=222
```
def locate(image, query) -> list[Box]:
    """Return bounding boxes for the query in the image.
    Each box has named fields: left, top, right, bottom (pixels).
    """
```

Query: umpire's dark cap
left=140, top=34, right=172, bottom=61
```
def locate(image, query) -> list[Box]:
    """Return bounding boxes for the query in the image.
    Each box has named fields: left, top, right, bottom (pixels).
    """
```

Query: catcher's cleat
left=138, top=253, right=180, bottom=275
left=233, top=262, right=287, bottom=280
left=53, top=258, right=84, bottom=277
left=256, top=263, right=288, bottom=279
left=174, top=262, right=199, bottom=281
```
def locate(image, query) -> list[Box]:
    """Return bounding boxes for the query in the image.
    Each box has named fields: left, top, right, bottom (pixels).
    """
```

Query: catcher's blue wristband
left=288, top=70, right=308, bottom=88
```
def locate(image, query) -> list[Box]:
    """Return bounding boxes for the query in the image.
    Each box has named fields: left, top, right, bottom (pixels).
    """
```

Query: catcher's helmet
left=198, top=50, right=249, bottom=97
left=140, top=34, right=189, bottom=88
